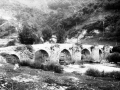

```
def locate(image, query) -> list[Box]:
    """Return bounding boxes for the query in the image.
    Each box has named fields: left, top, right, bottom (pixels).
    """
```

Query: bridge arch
left=81, top=48, right=91, bottom=61
left=35, top=49, right=49, bottom=64
left=59, top=49, right=72, bottom=65
left=99, top=49, right=103, bottom=55
left=81, top=48, right=91, bottom=55
left=0, top=53, right=20, bottom=64
left=10, top=54, right=20, bottom=64
left=99, top=49, right=103, bottom=60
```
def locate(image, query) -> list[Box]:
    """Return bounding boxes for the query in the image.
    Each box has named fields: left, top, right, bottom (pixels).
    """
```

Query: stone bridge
left=0, top=44, right=113, bottom=65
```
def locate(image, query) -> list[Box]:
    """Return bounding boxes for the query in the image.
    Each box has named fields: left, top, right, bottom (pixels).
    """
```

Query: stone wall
left=0, top=44, right=113, bottom=65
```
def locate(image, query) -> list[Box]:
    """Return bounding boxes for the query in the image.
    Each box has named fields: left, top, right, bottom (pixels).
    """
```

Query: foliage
left=104, top=14, right=120, bottom=36
left=49, top=64, right=63, bottom=73
left=103, top=0, right=120, bottom=11
left=106, top=52, right=120, bottom=64
left=97, top=0, right=120, bottom=41
left=2, top=0, right=117, bottom=41
left=112, top=46, right=120, bottom=53
left=44, top=1, right=100, bottom=39
left=86, top=68, right=120, bottom=80
left=24, top=61, right=64, bottom=73
left=42, top=27, right=52, bottom=42
left=0, top=26, right=16, bottom=38
left=56, top=27, right=66, bottom=43
left=85, top=68, right=102, bottom=77
left=18, top=24, right=40, bottom=45
left=19, top=61, right=31, bottom=66
left=83, top=20, right=104, bottom=33
left=105, top=14, right=120, bottom=26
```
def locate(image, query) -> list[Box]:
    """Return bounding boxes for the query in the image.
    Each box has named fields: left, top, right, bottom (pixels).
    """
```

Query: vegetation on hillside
left=18, top=24, right=41, bottom=44
left=1, top=0, right=120, bottom=44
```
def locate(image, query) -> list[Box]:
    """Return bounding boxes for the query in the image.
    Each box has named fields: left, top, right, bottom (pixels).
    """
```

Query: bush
left=42, top=28, right=52, bottom=42
left=85, top=68, right=120, bottom=80
left=29, top=61, right=43, bottom=69
left=85, top=68, right=102, bottom=77
left=49, top=64, right=63, bottom=73
left=19, top=61, right=31, bottom=66
left=18, top=25, right=39, bottom=45
left=29, top=62, right=63, bottom=73
left=106, top=52, right=120, bottom=64
left=112, top=46, right=120, bottom=53
left=104, top=0, right=120, bottom=11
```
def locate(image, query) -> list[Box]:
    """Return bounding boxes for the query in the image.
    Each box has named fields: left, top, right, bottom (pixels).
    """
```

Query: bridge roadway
left=0, top=44, right=113, bottom=64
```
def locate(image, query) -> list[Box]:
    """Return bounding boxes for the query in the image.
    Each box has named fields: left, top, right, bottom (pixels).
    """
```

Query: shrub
left=52, top=64, right=63, bottom=73
left=29, top=61, right=43, bottom=69
left=29, top=62, right=63, bottom=73
left=85, top=68, right=120, bottom=80
left=85, top=68, right=102, bottom=77
left=19, top=61, right=31, bottom=66
left=112, top=46, right=120, bottom=53
left=106, top=52, right=120, bottom=64
left=104, top=0, right=120, bottom=11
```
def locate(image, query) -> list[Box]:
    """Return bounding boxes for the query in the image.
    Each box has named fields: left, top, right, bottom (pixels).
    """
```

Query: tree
left=42, top=27, right=52, bottom=42
left=56, top=27, right=66, bottom=43
left=18, top=24, right=40, bottom=45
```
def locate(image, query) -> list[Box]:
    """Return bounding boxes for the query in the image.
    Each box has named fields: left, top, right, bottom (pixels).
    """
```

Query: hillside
left=0, top=0, right=120, bottom=45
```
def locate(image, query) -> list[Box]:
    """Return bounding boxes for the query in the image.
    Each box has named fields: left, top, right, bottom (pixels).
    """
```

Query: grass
left=85, top=68, right=120, bottom=80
